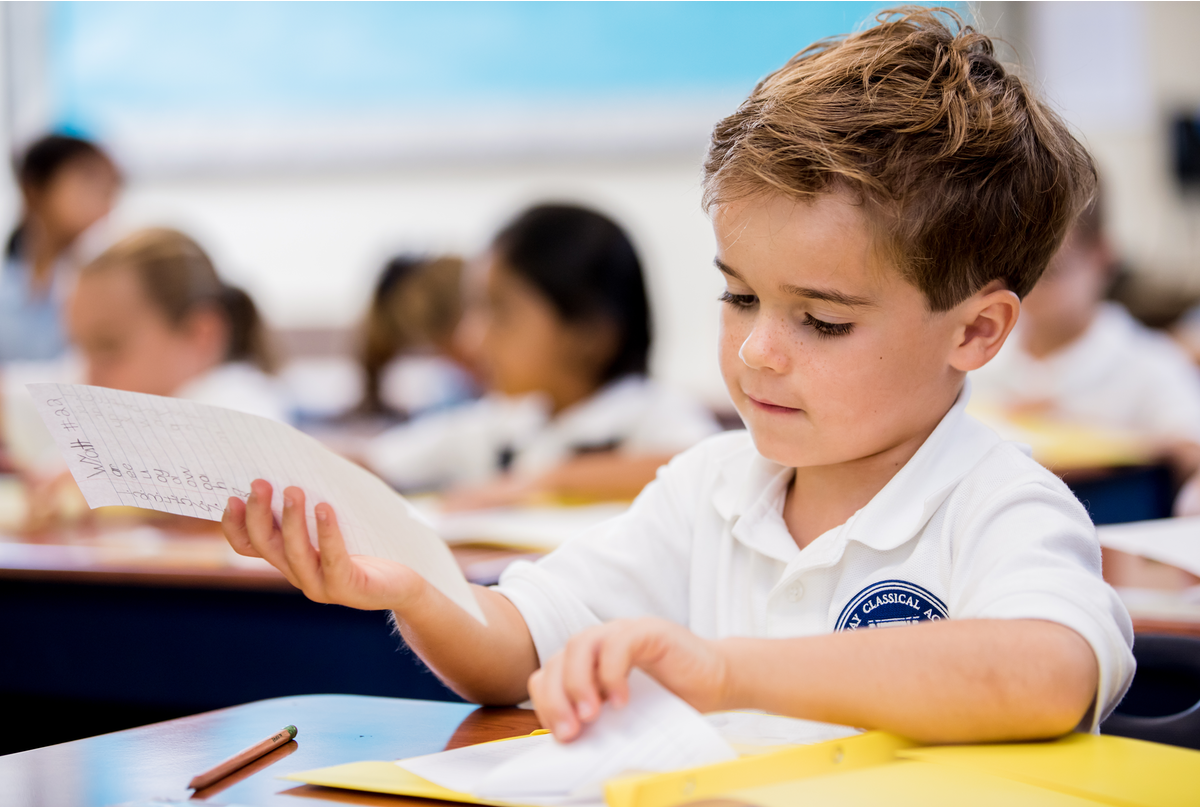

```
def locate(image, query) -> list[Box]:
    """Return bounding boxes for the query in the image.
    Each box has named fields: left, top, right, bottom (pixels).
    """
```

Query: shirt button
left=786, top=581, right=804, bottom=602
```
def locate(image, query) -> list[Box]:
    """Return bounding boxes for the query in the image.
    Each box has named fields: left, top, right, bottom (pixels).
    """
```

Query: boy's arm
left=223, top=480, right=538, bottom=704
left=529, top=616, right=1097, bottom=745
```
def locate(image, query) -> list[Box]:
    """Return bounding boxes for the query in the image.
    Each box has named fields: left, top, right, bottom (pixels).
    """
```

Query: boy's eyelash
left=720, top=292, right=854, bottom=337
left=719, top=291, right=757, bottom=308
left=805, top=313, right=854, bottom=338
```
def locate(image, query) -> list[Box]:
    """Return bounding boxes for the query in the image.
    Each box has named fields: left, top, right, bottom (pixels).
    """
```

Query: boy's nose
left=738, top=321, right=790, bottom=372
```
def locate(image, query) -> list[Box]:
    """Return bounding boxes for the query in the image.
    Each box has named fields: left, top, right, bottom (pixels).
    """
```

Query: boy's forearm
left=393, top=582, right=539, bottom=705
left=718, top=619, right=1097, bottom=744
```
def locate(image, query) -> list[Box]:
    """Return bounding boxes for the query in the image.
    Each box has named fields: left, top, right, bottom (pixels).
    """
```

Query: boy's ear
left=948, top=283, right=1020, bottom=372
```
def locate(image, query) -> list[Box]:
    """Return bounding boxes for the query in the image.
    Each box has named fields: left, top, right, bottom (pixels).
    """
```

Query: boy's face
left=715, top=192, right=967, bottom=469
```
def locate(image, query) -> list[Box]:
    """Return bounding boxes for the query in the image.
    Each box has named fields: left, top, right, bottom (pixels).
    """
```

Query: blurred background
left=0, top=1, right=1197, bottom=406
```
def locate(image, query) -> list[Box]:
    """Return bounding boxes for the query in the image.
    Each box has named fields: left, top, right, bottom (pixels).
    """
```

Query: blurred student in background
left=0, top=134, right=120, bottom=363
left=359, top=254, right=478, bottom=419
left=67, top=228, right=290, bottom=422
left=971, top=194, right=1200, bottom=511
left=366, top=203, right=719, bottom=508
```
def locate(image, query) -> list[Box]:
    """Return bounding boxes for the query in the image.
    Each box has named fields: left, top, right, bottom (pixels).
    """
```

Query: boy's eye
left=804, top=313, right=854, bottom=338
left=719, top=291, right=757, bottom=308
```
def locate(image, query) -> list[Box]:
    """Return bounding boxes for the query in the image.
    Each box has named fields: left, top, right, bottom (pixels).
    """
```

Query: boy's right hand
left=222, top=479, right=426, bottom=612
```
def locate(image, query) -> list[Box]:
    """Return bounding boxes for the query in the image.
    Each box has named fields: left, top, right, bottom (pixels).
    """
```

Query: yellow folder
left=899, top=734, right=1200, bottom=807
left=284, top=732, right=1200, bottom=807
left=712, top=759, right=1111, bottom=806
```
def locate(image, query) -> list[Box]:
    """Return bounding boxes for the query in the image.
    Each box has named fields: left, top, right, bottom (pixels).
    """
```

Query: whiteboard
left=45, top=1, right=931, bottom=173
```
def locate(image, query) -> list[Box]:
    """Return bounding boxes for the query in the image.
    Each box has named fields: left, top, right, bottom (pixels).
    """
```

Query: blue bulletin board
left=45, top=2, right=952, bottom=171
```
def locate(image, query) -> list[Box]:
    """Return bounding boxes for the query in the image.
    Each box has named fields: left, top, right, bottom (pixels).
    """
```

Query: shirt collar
left=713, top=379, right=1003, bottom=558
left=843, top=379, right=1002, bottom=552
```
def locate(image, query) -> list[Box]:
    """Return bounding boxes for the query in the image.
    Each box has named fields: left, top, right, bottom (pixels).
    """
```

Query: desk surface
left=0, top=694, right=543, bottom=807
left=0, top=518, right=535, bottom=589
left=3, top=519, right=1197, bottom=636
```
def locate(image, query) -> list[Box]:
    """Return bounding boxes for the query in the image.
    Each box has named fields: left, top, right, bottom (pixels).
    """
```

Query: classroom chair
left=1101, top=634, right=1200, bottom=750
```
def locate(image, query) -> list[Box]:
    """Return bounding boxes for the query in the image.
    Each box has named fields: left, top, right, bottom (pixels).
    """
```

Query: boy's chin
left=743, top=424, right=822, bottom=469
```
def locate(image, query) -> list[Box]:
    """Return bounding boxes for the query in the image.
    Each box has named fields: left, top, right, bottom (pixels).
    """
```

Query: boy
left=222, top=8, right=1133, bottom=745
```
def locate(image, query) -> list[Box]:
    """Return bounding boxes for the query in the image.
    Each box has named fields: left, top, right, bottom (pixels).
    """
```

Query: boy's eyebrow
left=714, top=259, right=877, bottom=309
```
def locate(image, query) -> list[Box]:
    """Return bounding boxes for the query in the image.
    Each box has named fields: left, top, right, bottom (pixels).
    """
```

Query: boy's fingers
left=560, top=631, right=604, bottom=724
left=278, top=487, right=326, bottom=600
left=595, top=631, right=638, bottom=709
left=312, top=503, right=354, bottom=587
left=221, top=496, right=259, bottom=557
left=530, top=659, right=581, bottom=741
left=243, top=481, right=287, bottom=567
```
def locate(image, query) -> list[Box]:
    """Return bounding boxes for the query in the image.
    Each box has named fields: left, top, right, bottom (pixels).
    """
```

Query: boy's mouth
left=746, top=394, right=801, bottom=414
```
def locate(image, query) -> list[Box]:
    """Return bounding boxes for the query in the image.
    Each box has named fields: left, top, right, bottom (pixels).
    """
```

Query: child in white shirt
left=365, top=204, right=719, bottom=507
left=222, top=8, right=1133, bottom=744
left=67, top=228, right=290, bottom=423
left=971, top=195, right=1200, bottom=450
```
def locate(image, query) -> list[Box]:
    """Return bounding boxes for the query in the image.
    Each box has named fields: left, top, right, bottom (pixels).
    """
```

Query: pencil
left=188, top=725, right=298, bottom=790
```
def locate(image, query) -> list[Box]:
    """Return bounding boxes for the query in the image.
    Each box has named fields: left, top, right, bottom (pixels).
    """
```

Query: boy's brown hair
left=703, top=6, right=1095, bottom=311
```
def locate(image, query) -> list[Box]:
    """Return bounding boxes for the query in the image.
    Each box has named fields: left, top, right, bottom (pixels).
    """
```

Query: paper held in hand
left=27, top=383, right=485, bottom=624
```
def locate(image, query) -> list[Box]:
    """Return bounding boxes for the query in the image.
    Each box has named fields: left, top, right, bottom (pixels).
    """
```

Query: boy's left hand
left=527, top=617, right=732, bottom=741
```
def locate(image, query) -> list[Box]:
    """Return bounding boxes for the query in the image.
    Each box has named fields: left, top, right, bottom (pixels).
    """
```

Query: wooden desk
left=0, top=694, right=542, bottom=806
left=1103, top=546, right=1200, bottom=639
left=0, top=519, right=538, bottom=753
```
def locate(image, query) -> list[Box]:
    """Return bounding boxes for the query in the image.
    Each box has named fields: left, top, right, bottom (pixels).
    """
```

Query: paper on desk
left=705, top=711, right=861, bottom=754
left=1097, top=517, right=1200, bottom=579
left=430, top=503, right=630, bottom=552
left=26, top=383, right=485, bottom=624
left=400, top=671, right=737, bottom=803
left=398, top=734, right=571, bottom=805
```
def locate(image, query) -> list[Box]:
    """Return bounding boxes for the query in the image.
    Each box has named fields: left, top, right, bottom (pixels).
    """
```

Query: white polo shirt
left=495, top=384, right=1135, bottom=729
left=174, top=361, right=293, bottom=424
left=366, top=375, right=720, bottom=492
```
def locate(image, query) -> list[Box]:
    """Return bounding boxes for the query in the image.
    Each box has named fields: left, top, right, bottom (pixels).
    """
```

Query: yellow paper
left=283, top=760, right=540, bottom=807
left=719, top=759, right=1108, bottom=806
left=900, top=734, right=1200, bottom=807
left=966, top=404, right=1153, bottom=470
left=285, top=731, right=1197, bottom=807
left=604, top=731, right=912, bottom=807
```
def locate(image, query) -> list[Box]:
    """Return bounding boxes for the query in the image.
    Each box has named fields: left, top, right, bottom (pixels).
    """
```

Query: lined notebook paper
left=28, top=383, right=485, bottom=623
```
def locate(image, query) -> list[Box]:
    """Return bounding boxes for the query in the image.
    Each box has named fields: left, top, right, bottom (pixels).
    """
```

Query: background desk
left=7, top=515, right=1199, bottom=756
left=0, top=520, right=537, bottom=754
left=0, top=693, right=541, bottom=806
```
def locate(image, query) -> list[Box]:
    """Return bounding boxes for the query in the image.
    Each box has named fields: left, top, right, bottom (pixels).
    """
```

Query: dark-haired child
left=224, top=9, right=1133, bottom=744
left=0, top=134, right=121, bottom=363
left=365, top=203, right=720, bottom=507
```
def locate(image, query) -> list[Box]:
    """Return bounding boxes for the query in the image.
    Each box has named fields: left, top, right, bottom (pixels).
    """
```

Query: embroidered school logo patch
left=835, top=579, right=948, bottom=631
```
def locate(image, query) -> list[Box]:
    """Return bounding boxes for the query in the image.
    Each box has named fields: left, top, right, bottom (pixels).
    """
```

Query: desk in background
left=7, top=507, right=1199, bottom=756
left=1100, top=517, right=1200, bottom=638
left=0, top=519, right=538, bottom=754
left=967, top=405, right=1178, bottom=524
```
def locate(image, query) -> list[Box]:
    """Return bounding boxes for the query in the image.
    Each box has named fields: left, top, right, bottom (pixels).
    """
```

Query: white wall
left=980, top=1, right=1200, bottom=291
left=110, top=153, right=732, bottom=407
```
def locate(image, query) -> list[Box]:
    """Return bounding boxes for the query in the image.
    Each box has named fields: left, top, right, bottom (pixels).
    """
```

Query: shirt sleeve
left=946, top=466, right=1136, bottom=730
left=493, top=448, right=707, bottom=665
